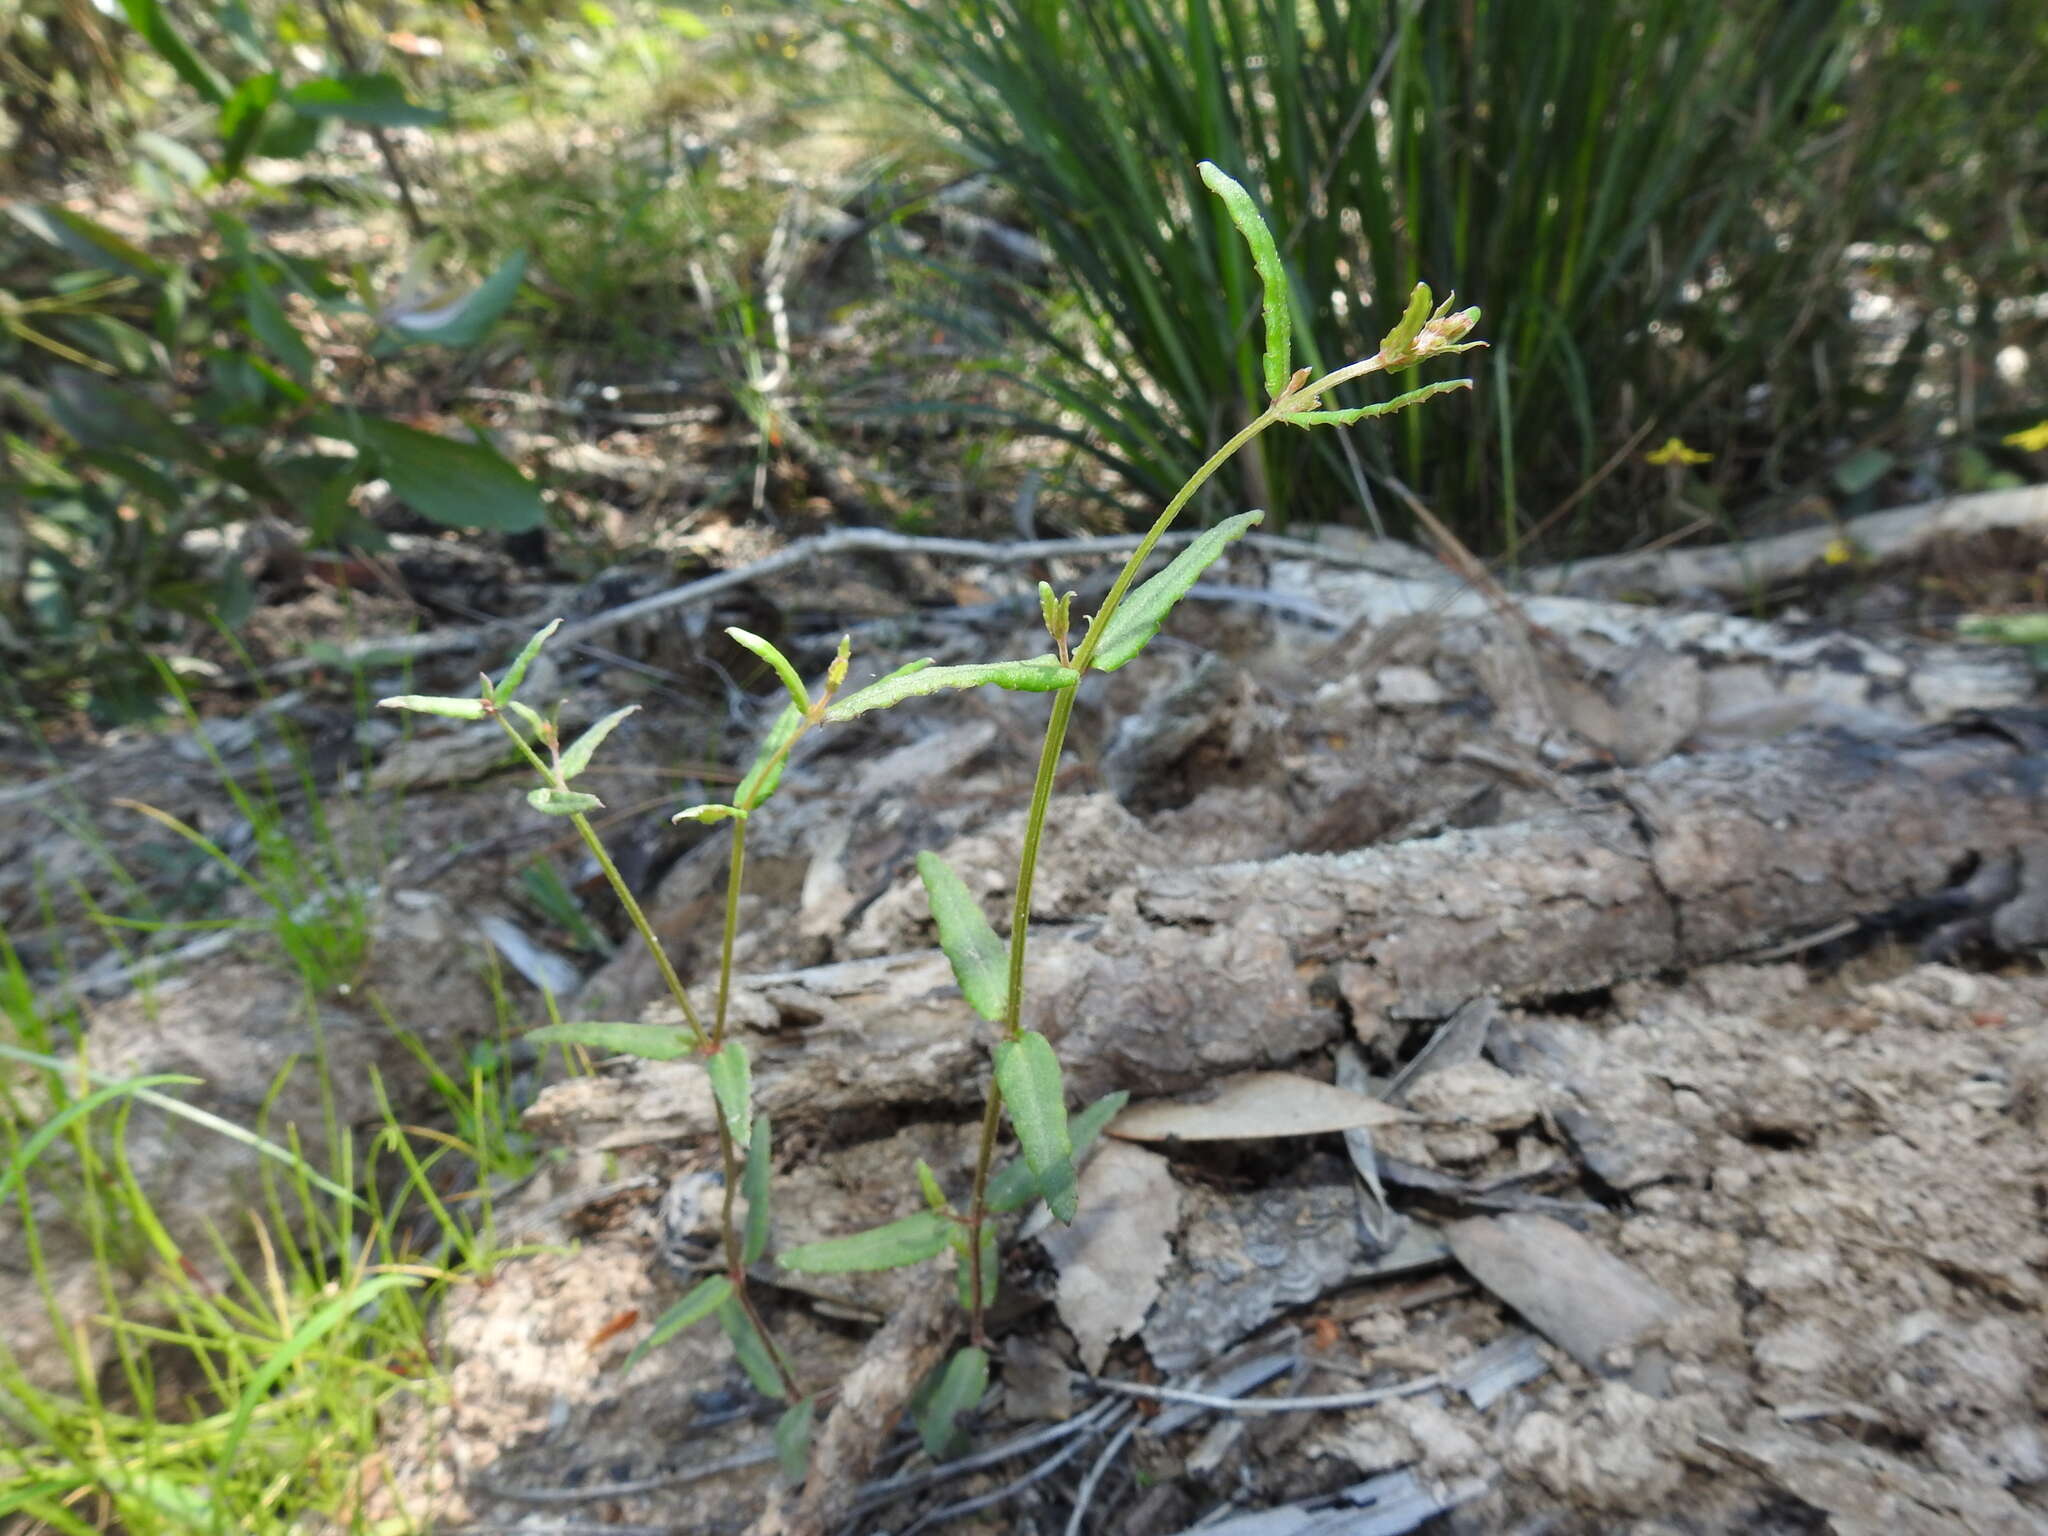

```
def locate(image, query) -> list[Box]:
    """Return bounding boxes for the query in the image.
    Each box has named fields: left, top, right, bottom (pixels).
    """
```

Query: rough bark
left=528, top=713, right=2048, bottom=1151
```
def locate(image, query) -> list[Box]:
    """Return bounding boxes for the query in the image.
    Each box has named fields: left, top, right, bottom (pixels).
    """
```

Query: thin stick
left=1078, top=1371, right=1444, bottom=1415
left=897, top=1410, right=1127, bottom=1536
left=1061, top=1416, right=1137, bottom=1536
left=473, top=1442, right=777, bottom=1503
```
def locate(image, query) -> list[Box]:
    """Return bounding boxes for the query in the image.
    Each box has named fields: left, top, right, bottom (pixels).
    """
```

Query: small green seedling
left=381, top=158, right=1479, bottom=1470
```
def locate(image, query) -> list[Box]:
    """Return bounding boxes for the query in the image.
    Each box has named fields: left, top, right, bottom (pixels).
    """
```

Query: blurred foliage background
left=1, top=0, right=2043, bottom=718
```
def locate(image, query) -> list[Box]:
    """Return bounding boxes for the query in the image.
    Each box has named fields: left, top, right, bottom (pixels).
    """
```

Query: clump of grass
left=863, top=0, right=1935, bottom=558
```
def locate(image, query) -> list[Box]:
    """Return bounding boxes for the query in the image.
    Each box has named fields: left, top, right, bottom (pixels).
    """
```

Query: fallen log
left=527, top=712, right=2048, bottom=1152
left=1522, top=483, right=2048, bottom=603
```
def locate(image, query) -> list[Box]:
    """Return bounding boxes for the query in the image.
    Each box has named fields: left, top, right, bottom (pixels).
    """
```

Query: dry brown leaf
left=1109, top=1071, right=1412, bottom=1143
left=1038, top=1141, right=1181, bottom=1372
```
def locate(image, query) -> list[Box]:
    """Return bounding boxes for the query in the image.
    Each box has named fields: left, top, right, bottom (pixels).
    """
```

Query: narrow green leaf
left=505, top=700, right=549, bottom=737
left=994, top=1031, right=1075, bottom=1224
left=915, top=1157, right=950, bottom=1216
left=950, top=1221, right=998, bottom=1311
left=673, top=803, right=746, bottom=825
left=343, top=415, right=544, bottom=533
left=824, top=657, right=1075, bottom=722
left=527, top=786, right=603, bottom=817
left=239, top=260, right=313, bottom=384
left=718, top=1297, right=788, bottom=1399
left=1091, top=511, right=1264, bottom=672
left=1379, top=282, right=1434, bottom=362
left=621, top=1275, right=731, bottom=1375
left=559, top=705, right=638, bottom=780
left=726, top=628, right=811, bottom=713
left=119, top=0, right=229, bottom=105
left=742, top=1112, right=774, bottom=1264
left=377, top=694, right=487, bottom=720
left=735, top=702, right=801, bottom=809
left=986, top=1090, right=1129, bottom=1214
left=218, top=72, right=279, bottom=180
left=492, top=620, right=561, bottom=702
left=775, top=1396, right=815, bottom=1483
left=914, top=1346, right=988, bottom=1461
left=779, top=1211, right=953, bottom=1273
left=8, top=203, right=164, bottom=279
left=1198, top=161, right=1292, bottom=400
left=1281, top=379, right=1475, bottom=429
left=915, top=852, right=1009, bottom=1024
left=286, top=72, right=447, bottom=127
left=45, top=368, right=199, bottom=464
left=387, top=252, right=528, bottom=347
left=708, top=1041, right=752, bottom=1151
left=218, top=1274, right=419, bottom=1473
left=526, top=1020, right=702, bottom=1061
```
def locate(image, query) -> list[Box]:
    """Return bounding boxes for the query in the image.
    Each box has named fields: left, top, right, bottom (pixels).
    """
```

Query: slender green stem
left=969, top=404, right=1285, bottom=1342
left=713, top=818, right=746, bottom=1046
left=963, top=1086, right=1004, bottom=1346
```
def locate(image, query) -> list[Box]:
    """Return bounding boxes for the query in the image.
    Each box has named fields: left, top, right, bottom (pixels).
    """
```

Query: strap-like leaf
left=1280, top=378, right=1474, bottom=429
left=775, top=1396, right=816, bottom=1483
left=914, top=1347, right=988, bottom=1461
left=492, top=619, right=561, bottom=703
left=559, top=705, right=638, bottom=780
left=1198, top=162, right=1292, bottom=401
left=527, top=786, right=603, bottom=817
left=718, top=1297, right=788, bottom=1399
left=986, top=1089, right=1129, bottom=1213
left=527, top=1019, right=703, bottom=1060
left=708, top=1041, right=752, bottom=1152
left=726, top=627, right=812, bottom=714
left=779, top=1211, right=953, bottom=1273
left=735, top=703, right=802, bottom=809
left=824, top=658, right=1075, bottom=722
left=1091, top=511, right=1264, bottom=672
left=505, top=700, right=548, bottom=737
left=915, top=1157, right=951, bottom=1216
left=915, top=852, right=1009, bottom=1024
left=742, top=1112, right=774, bottom=1264
left=377, top=694, right=486, bottom=720
left=622, top=1275, right=730, bottom=1375
left=994, top=1031, right=1075, bottom=1224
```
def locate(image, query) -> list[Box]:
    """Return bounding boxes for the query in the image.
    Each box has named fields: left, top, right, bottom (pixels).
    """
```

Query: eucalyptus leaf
left=387, top=252, right=528, bottom=347
left=824, top=658, right=1074, bottom=722
left=742, top=1112, right=774, bottom=1264
left=342, top=415, right=544, bottom=533
left=993, top=1030, right=1075, bottom=1224
left=526, top=1020, right=701, bottom=1061
left=914, top=1347, right=988, bottom=1461
left=621, top=1275, right=730, bottom=1375
left=915, top=852, right=1009, bottom=1024
left=286, top=72, right=447, bottom=128
left=778, top=1211, right=952, bottom=1273
left=559, top=705, right=638, bottom=780
left=708, top=1041, right=752, bottom=1151
left=526, top=786, right=603, bottom=817
left=1199, top=161, right=1292, bottom=400
left=1090, top=510, right=1263, bottom=672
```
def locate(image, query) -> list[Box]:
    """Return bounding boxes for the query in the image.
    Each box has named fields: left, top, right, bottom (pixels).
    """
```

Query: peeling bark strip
left=528, top=714, right=2048, bottom=1150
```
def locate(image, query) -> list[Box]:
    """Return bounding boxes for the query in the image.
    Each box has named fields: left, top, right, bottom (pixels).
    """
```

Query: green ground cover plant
left=383, top=162, right=1481, bottom=1465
